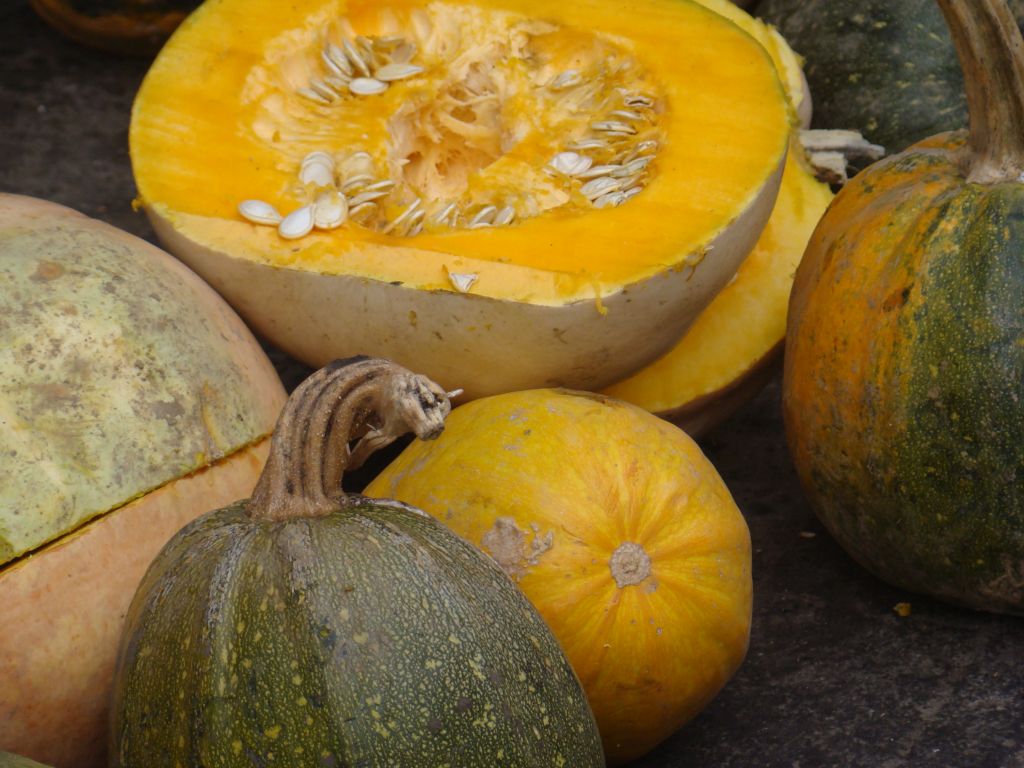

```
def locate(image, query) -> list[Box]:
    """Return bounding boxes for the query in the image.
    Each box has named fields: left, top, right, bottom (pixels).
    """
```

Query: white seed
left=299, top=161, right=334, bottom=188
left=611, top=156, right=653, bottom=176
left=433, top=202, right=458, bottom=225
left=381, top=198, right=422, bottom=234
left=341, top=174, right=375, bottom=192
left=576, top=164, right=621, bottom=179
left=391, top=41, right=417, bottom=64
left=550, top=69, right=582, bottom=90
left=323, top=75, right=350, bottom=92
left=349, top=189, right=391, bottom=206
left=376, top=35, right=407, bottom=48
left=566, top=138, right=609, bottom=152
left=411, top=9, right=433, bottom=41
left=493, top=206, right=516, bottom=226
left=297, top=88, right=331, bottom=105
left=374, top=63, right=425, bottom=81
left=313, top=190, right=348, bottom=229
left=609, top=109, right=645, bottom=122
left=309, top=79, right=341, bottom=101
left=635, top=139, right=659, bottom=154
left=278, top=205, right=315, bottom=239
left=623, top=93, right=655, bottom=108
left=407, top=220, right=425, bottom=237
left=362, top=179, right=397, bottom=193
left=348, top=201, right=377, bottom=221
left=592, top=191, right=627, bottom=209
left=401, top=209, right=427, bottom=236
left=343, top=39, right=371, bottom=76
left=448, top=272, right=478, bottom=293
left=548, top=151, right=592, bottom=176
left=592, top=120, right=637, bottom=135
left=238, top=199, right=282, bottom=225
left=325, top=43, right=354, bottom=76
left=468, top=205, right=497, bottom=228
left=349, top=77, right=388, bottom=96
left=321, top=50, right=350, bottom=80
left=579, top=176, right=621, bottom=200
left=622, top=186, right=643, bottom=201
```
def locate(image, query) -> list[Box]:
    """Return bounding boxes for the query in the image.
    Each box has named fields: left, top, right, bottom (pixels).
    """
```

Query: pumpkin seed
left=299, top=157, right=335, bottom=187
left=592, top=191, right=627, bottom=209
left=321, top=50, right=351, bottom=80
left=433, top=202, right=458, bottom=226
left=313, top=190, right=348, bottom=229
left=467, top=205, right=497, bottom=228
left=349, top=189, right=391, bottom=206
left=566, top=138, right=609, bottom=152
left=297, top=88, right=331, bottom=105
left=343, top=39, right=371, bottom=76
left=623, top=93, right=655, bottom=108
left=391, top=41, right=417, bottom=64
left=609, top=110, right=644, bottom=122
left=448, top=272, right=478, bottom=292
left=592, top=120, right=637, bottom=135
left=349, top=201, right=377, bottom=220
left=548, top=151, right=593, bottom=176
left=341, top=174, right=376, bottom=192
left=278, top=205, right=315, bottom=239
left=580, top=176, right=621, bottom=200
left=493, top=206, right=516, bottom=226
left=349, top=77, right=388, bottom=96
left=576, top=164, right=621, bottom=179
left=325, top=43, right=354, bottom=77
left=550, top=69, right=582, bottom=90
left=381, top=198, right=423, bottom=234
left=238, top=199, right=282, bottom=225
left=375, top=63, right=425, bottom=81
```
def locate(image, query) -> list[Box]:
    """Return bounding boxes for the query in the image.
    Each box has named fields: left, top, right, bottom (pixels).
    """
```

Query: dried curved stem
left=247, top=357, right=453, bottom=522
left=937, top=0, right=1024, bottom=183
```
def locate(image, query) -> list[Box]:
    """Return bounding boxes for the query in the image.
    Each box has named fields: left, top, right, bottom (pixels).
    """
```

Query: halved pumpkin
left=130, top=0, right=791, bottom=398
left=0, top=195, right=285, bottom=768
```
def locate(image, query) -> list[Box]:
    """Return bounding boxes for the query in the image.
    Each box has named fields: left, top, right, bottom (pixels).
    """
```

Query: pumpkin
left=0, top=753, right=51, bottom=768
left=783, top=0, right=1024, bottom=615
left=0, top=195, right=285, bottom=768
left=111, top=358, right=605, bottom=767
left=757, top=0, right=1024, bottom=157
left=28, top=0, right=200, bottom=55
left=366, top=388, right=752, bottom=764
left=128, top=0, right=791, bottom=399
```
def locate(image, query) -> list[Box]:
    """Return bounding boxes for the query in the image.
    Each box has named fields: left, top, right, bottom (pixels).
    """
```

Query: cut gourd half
left=131, top=0, right=790, bottom=397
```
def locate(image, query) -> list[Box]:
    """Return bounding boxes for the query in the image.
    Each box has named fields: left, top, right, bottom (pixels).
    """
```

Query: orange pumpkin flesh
left=365, top=389, right=752, bottom=765
left=130, top=0, right=791, bottom=397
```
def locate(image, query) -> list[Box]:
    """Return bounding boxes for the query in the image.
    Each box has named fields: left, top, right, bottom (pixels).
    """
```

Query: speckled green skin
left=756, top=0, right=1024, bottom=155
left=0, top=195, right=283, bottom=565
left=0, top=752, right=51, bottom=768
left=784, top=137, right=1024, bottom=615
left=111, top=499, right=604, bottom=767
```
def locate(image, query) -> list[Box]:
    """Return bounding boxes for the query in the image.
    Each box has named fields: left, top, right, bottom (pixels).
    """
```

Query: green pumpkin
left=782, top=0, right=1024, bottom=614
left=111, top=358, right=604, bottom=767
left=0, top=753, right=51, bottom=768
left=757, top=0, right=1024, bottom=156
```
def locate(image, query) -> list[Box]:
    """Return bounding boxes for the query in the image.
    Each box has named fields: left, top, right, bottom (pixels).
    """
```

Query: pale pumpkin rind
left=366, top=389, right=752, bottom=764
left=0, top=195, right=283, bottom=564
left=603, top=148, right=832, bottom=435
left=130, top=0, right=790, bottom=397
left=0, top=194, right=286, bottom=768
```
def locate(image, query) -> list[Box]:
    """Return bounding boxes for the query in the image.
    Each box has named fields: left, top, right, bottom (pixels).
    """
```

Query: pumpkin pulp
left=366, top=388, right=752, bottom=764
left=783, top=0, right=1024, bottom=614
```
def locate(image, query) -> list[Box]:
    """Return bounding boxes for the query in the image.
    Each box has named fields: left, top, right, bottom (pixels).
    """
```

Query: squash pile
left=0, top=195, right=285, bottom=768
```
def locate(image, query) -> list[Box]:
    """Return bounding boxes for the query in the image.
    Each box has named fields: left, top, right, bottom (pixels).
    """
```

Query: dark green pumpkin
left=0, top=753, right=51, bottom=768
left=757, top=0, right=1024, bottom=157
left=29, top=0, right=200, bottom=54
left=110, top=358, right=604, bottom=767
left=783, top=0, right=1024, bottom=614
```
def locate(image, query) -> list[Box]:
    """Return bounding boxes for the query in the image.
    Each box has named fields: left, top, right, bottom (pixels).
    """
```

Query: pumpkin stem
left=937, top=0, right=1024, bottom=183
left=247, top=357, right=453, bottom=522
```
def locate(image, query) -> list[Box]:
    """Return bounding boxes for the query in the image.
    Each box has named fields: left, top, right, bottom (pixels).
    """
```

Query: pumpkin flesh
left=131, top=0, right=790, bottom=396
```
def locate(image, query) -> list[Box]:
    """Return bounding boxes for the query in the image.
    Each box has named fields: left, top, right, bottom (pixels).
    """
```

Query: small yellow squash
left=366, top=388, right=752, bottom=765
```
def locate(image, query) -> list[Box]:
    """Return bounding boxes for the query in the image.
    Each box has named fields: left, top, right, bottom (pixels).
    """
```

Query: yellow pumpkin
left=130, top=0, right=791, bottom=398
left=365, top=389, right=752, bottom=765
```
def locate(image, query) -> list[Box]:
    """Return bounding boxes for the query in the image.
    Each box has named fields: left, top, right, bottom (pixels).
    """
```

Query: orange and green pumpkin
left=110, top=358, right=605, bottom=767
left=783, top=0, right=1024, bottom=614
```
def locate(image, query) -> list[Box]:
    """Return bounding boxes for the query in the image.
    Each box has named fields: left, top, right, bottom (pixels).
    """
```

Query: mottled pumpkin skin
left=757, top=0, right=1024, bottom=155
left=111, top=499, right=604, bottom=767
left=784, top=132, right=1024, bottom=614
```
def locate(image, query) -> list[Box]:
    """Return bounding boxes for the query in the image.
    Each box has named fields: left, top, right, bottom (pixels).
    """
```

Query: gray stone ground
left=0, top=3, right=1021, bottom=766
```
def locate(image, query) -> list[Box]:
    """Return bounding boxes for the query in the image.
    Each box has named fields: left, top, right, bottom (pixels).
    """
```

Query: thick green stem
left=937, top=0, right=1024, bottom=183
left=248, top=357, right=452, bottom=522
